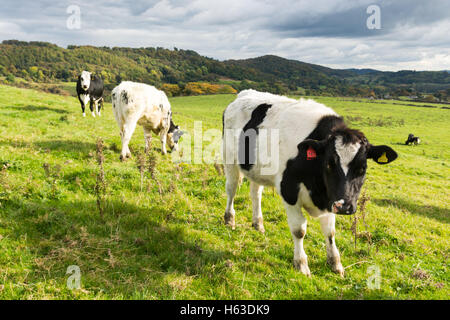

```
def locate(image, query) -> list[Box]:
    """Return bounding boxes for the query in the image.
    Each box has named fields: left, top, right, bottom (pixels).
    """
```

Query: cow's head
left=167, top=119, right=184, bottom=151
left=80, top=71, right=92, bottom=91
left=298, top=128, right=397, bottom=215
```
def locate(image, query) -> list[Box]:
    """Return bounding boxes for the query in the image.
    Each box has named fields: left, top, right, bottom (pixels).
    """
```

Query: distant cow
left=76, top=71, right=104, bottom=117
left=222, top=90, right=398, bottom=277
left=405, top=133, right=421, bottom=145
left=111, top=81, right=183, bottom=160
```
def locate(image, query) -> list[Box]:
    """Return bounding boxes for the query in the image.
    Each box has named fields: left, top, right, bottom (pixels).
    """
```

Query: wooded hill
left=1, top=40, right=449, bottom=99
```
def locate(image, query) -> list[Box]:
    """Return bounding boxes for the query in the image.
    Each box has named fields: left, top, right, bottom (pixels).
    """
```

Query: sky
left=0, top=0, right=449, bottom=71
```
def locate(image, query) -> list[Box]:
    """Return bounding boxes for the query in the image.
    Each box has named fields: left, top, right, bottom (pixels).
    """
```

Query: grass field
left=0, top=84, right=448, bottom=299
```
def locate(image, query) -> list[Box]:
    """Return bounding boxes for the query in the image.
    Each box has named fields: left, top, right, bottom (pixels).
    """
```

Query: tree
left=6, top=73, right=15, bottom=83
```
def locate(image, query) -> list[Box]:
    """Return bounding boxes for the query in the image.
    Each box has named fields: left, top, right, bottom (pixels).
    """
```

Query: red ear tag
left=306, top=147, right=317, bottom=160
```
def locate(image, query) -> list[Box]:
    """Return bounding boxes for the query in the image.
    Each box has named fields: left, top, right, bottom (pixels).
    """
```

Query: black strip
left=238, top=104, right=272, bottom=171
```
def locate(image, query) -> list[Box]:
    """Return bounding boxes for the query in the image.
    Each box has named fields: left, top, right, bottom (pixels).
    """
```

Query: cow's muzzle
left=332, top=200, right=356, bottom=215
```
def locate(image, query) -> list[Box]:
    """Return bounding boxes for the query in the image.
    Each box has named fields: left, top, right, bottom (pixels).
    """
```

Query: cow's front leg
left=285, top=202, right=310, bottom=277
left=250, top=181, right=265, bottom=233
left=159, top=128, right=169, bottom=155
left=78, top=96, right=86, bottom=117
left=81, top=103, right=86, bottom=117
left=89, top=99, right=96, bottom=118
left=319, top=214, right=344, bottom=277
left=224, top=164, right=240, bottom=230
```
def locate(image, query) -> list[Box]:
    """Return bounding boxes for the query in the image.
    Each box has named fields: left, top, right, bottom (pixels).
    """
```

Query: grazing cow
left=222, top=90, right=398, bottom=277
left=405, top=133, right=421, bottom=145
left=111, top=81, right=183, bottom=160
left=76, top=71, right=104, bottom=117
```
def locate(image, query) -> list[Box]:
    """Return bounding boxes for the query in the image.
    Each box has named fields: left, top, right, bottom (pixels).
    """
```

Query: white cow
left=222, top=89, right=398, bottom=276
left=111, top=81, right=183, bottom=160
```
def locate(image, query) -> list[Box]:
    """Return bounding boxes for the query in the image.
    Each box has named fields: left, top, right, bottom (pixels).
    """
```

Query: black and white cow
left=405, top=133, right=421, bottom=145
left=222, top=90, right=398, bottom=277
left=76, top=71, right=104, bottom=117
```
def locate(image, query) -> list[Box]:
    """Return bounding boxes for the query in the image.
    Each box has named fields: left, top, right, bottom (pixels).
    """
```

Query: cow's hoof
left=83, top=113, right=86, bottom=117
left=294, top=259, right=311, bottom=277
left=224, top=212, right=236, bottom=230
left=332, top=263, right=345, bottom=277
left=252, top=220, right=265, bottom=233
left=328, top=257, right=345, bottom=277
left=92, top=112, right=96, bottom=118
left=120, top=155, right=127, bottom=162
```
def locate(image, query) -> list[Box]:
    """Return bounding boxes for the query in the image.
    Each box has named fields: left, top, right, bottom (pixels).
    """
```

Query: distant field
left=0, top=84, right=448, bottom=299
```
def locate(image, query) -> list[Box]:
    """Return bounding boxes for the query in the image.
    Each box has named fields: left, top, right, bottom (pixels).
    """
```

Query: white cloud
left=0, top=0, right=448, bottom=71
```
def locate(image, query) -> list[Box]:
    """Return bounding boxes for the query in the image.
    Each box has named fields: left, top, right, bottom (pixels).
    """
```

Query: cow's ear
left=90, top=74, right=95, bottom=81
left=367, top=145, right=398, bottom=164
left=297, top=139, right=326, bottom=160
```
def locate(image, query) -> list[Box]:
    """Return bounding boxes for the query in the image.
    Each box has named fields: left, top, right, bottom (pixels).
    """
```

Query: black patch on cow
left=168, top=115, right=183, bottom=143
left=280, top=115, right=368, bottom=209
left=169, top=118, right=177, bottom=133
left=280, top=116, right=342, bottom=207
left=222, top=110, right=225, bottom=137
left=238, top=103, right=272, bottom=171
left=121, top=91, right=128, bottom=105
left=293, top=229, right=305, bottom=239
left=328, top=236, right=333, bottom=245
left=305, top=115, right=346, bottom=141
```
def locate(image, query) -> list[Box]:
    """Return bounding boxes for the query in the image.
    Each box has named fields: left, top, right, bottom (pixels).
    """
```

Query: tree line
left=0, top=40, right=449, bottom=100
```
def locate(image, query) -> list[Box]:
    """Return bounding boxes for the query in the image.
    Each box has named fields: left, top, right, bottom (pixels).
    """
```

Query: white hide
left=335, top=136, right=360, bottom=176
left=80, top=71, right=91, bottom=90
left=111, top=81, right=172, bottom=158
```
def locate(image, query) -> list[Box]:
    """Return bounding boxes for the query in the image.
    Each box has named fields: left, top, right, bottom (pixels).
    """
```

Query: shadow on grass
left=34, top=139, right=96, bottom=156
left=3, top=197, right=232, bottom=298
left=5, top=105, right=69, bottom=114
left=373, top=197, right=449, bottom=224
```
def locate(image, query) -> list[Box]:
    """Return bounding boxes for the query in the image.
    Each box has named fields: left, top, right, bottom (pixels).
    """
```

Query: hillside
left=0, top=40, right=449, bottom=99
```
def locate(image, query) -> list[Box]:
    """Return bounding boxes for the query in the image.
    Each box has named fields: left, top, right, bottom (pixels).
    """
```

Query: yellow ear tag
left=378, top=152, right=388, bottom=163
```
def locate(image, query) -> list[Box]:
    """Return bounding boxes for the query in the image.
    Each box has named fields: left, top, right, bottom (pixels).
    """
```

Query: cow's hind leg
left=94, top=100, right=100, bottom=116
left=250, top=181, right=265, bottom=233
left=224, top=164, right=240, bottom=230
left=120, top=120, right=137, bottom=161
left=284, top=202, right=310, bottom=277
left=319, top=214, right=344, bottom=277
left=97, top=98, right=103, bottom=116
